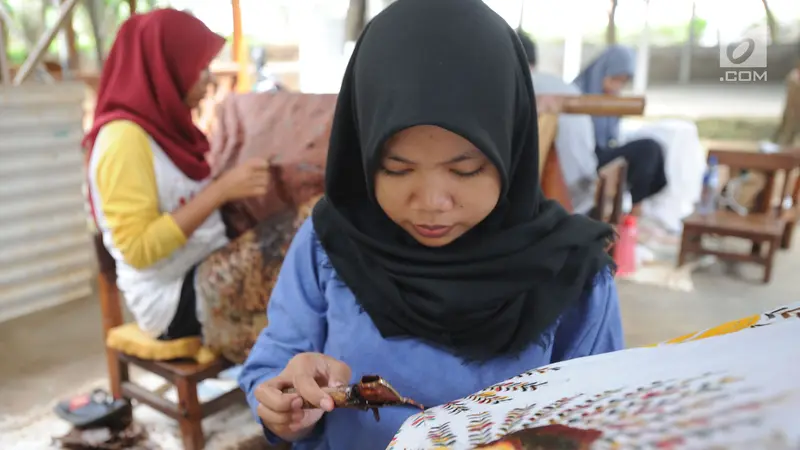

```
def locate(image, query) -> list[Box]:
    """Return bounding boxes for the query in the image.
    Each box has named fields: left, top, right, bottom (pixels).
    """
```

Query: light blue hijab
left=573, top=45, right=635, bottom=149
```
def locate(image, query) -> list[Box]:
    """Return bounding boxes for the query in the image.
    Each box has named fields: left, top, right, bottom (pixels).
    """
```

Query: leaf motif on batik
left=428, top=422, right=457, bottom=448
left=410, top=410, right=437, bottom=428
left=499, top=404, right=538, bottom=436
left=442, top=399, right=471, bottom=415
left=467, top=411, right=494, bottom=446
left=487, top=380, right=547, bottom=393
left=466, top=391, right=512, bottom=406
left=513, top=366, right=562, bottom=379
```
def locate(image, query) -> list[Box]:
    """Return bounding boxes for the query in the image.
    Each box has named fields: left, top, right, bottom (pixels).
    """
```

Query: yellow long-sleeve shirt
left=93, top=121, right=187, bottom=269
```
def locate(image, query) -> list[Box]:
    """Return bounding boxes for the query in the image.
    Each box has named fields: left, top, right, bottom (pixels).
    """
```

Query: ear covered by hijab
left=312, top=0, right=615, bottom=361
left=573, top=45, right=636, bottom=147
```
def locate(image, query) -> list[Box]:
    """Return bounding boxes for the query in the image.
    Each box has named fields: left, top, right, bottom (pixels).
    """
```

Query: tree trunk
left=678, top=0, right=696, bottom=84
left=761, top=0, right=778, bottom=43
left=606, top=0, right=618, bottom=45
left=345, top=0, right=367, bottom=42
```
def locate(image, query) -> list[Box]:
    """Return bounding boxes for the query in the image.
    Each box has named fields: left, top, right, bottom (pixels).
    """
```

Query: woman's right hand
left=214, top=158, right=270, bottom=203
left=253, top=353, right=352, bottom=442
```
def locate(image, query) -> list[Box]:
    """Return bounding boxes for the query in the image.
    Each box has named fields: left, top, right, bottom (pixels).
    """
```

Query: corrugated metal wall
left=0, top=82, right=95, bottom=323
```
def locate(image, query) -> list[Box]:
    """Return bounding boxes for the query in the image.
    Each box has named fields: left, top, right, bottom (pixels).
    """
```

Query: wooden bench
left=678, top=150, right=800, bottom=283
left=93, top=234, right=244, bottom=450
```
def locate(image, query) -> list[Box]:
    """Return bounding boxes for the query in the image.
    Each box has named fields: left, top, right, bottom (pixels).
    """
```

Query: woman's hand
left=213, top=158, right=270, bottom=202
left=254, top=353, right=352, bottom=442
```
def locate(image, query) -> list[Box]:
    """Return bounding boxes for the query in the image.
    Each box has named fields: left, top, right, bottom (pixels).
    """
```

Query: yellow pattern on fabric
left=646, top=314, right=764, bottom=348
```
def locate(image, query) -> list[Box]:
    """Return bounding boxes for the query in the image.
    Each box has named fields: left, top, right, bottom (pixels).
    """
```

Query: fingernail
left=291, top=397, right=303, bottom=410
left=321, top=398, right=334, bottom=411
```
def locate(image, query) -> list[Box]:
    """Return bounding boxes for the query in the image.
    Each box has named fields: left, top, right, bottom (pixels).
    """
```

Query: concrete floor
left=1, top=241, right=797, bottom=418
left=0, top=83, right=792, bottom=419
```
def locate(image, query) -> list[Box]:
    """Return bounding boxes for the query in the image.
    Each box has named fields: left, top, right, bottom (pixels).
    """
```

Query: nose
left=415, top=177, right=454, bottom=212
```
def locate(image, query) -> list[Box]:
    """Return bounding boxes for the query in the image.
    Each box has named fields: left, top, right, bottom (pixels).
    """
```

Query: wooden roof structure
left=0, top=0, right=246, bottom=87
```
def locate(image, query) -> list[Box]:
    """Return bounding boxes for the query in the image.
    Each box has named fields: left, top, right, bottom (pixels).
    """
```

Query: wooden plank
left=0, top=3, right=56, bottom=83
left=232, top=0, right=243, bottom=62
left=122, top=382, right=180, bottom=418
left=560, top=94, right=645, bottom=116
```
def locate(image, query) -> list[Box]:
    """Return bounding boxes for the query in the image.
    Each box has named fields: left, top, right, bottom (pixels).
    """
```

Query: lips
left=413, top=224, right=453, bottom=239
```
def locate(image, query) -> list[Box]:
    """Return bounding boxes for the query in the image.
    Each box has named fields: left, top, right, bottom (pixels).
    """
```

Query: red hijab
left=83, top=9, right=225, bottom=180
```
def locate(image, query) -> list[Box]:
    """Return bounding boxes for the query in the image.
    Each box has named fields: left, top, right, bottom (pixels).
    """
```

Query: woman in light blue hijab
left=574, top=46, right=667, bottom=206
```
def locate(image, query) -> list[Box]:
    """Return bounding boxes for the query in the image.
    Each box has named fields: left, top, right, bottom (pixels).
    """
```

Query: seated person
left=84, top=9, right=298, bottom=364
left=238, top=1, right=623, bottom=449
left=517, top=31, right=598, bottom=215
left=574, top=46, right=668, bottom=210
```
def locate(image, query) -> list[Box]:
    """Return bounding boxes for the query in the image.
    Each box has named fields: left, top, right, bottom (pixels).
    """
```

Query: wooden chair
left=699, top=141, right=800, bottom=250
left=537, top=95, right=644, bottom=223
left=678, top=150, right=800, bottom=283
left=94, top=234, right=244, bottom=450
left=591, top=157, right=628, bottom=226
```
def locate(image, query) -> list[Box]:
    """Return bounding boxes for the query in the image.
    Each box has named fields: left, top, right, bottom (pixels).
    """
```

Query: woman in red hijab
left=84, top=9, right=269, bottom=354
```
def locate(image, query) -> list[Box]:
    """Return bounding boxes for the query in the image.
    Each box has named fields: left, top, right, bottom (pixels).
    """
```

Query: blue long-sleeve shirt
left=238, top=219, right=624, bottom=450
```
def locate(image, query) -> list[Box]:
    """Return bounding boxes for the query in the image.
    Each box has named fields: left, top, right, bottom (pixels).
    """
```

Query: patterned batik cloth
left=389, top=303, right=800, bottom=450
left=195, top=197, right=319, bottom=364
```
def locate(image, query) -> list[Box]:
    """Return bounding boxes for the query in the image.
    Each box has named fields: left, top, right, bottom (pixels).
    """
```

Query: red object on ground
left=614, top=215, right=638, bottom=276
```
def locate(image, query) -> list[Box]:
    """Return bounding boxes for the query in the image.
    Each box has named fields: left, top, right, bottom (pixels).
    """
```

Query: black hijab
left=312, top=0, right=615, bottom=361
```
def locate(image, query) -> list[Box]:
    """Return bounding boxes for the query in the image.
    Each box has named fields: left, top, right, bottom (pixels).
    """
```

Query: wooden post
left=231, top=0, right=251, bottom=92
left=0, top=19, right=10, bottom=85
left=678, top=0, right=696, bottom=85
left=232, top=0, right=242, bottom=62
left=53, top=0, right=78, bottom=75
left=86, top=0, right=105, bottom=67
left=64, top=0, right=78, bottom=70
left=13, top=0, right=80, bottom=85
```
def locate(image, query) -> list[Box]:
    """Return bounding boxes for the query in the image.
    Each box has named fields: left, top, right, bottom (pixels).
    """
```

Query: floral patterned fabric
left=195, top=196, right=320, bottom=364
left=207, top=92, right=333, bottom=237
left=389, top=303, right=800, bottom=449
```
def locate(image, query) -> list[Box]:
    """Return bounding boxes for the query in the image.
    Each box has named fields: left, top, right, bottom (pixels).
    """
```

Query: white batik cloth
left=389, top=304, right=800, bottom=449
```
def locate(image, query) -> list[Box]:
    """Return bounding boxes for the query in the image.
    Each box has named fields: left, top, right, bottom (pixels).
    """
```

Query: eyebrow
left=386, top=151, right=478, bottom=165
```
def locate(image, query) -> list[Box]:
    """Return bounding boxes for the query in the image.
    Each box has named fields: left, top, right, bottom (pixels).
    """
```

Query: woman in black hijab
left=239, top=0, right=623, bottom=448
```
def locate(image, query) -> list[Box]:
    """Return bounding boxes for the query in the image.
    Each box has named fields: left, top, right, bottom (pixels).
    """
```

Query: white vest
left=88, top=127, right=228, bottom=337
